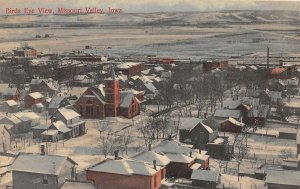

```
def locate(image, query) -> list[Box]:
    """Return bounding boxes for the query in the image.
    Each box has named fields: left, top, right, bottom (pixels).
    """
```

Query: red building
left=86, top=158, right=164, bottom=189
left=220, top=117, right=245, bottom=133
left=116, top=62, right=145, bottom=77
left=13, top=46, right=37, bottom=58
left=203, top=60, right=229, bottom=72
left=152, top=140, right=197, bottom=178
left=25, top=92, right=44, bottom=109
left=75, top=67, right=140, bottom=119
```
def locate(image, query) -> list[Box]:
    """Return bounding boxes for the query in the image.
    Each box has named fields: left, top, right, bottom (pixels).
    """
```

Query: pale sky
left=1, top=0, right=299, bottom=13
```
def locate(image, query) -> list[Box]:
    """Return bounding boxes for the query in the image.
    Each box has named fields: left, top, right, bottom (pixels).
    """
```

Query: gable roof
left=54, top=108, right=80, bottom=121
left=5, top=100, right=18, bottom=106
left=3, top=87, right=18, bottom=96
left=120, top=92, right=135, bottom=108
left=48, top=96, right=69, bottom=109
left=131, top=151, right=170, bottom=166
left=222, top=117, right=245, bottom=127
left=214, top=109, right=241, bottom=119
left=10, top=153, right=77, bottom=175
left=88, top=159, right=160, bottom=176
left=179, top=117, right=203, bottom=131
left=0, top=115, right=22, bottom=125
left=14, top=112, right=40, bottom=122
left=81, top=87, right=106, bottom=104
left=28, top=92, right=43, bottom=99
left=51, top=121, right=71, bottom=133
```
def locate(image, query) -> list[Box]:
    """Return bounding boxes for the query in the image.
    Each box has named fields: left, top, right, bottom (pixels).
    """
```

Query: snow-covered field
left=0, top=11, right=300, bottom=61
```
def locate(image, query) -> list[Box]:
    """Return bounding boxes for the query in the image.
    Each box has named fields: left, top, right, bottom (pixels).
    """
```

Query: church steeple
left=104, top=64, right=120, bottom=117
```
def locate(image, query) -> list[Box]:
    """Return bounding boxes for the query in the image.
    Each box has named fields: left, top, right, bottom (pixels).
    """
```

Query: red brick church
left=74, top=67, right=140, bottom=119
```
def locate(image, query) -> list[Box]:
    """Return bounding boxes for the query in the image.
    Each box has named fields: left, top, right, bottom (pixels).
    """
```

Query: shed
left=191, top=170, right=220, bottom=189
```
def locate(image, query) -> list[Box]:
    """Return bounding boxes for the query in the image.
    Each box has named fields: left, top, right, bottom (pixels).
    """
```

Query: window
left=43, top=175, right=48, bottom=185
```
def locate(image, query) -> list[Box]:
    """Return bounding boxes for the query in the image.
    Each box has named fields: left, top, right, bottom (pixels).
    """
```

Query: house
left=214, top=109, right=243, bottom=122
left=75, top=67, right=140, bottom=119
left=194, top=153, right=210, bottom=170
left=191, top=170, right=220, bottom=189
left=260, top=89, right=282, bottom=105
left=25, top=92, right=44, bottom=109
left=32, top=124, right=51, bottom=139
left=86, top=158, right=163, bottom=189
left=30, top=78, right=58, bottom=97
left=0, top=124, right=12, bottom=152
left=41, top=121, right=72, bottom=142
left=220, top=117, right=245, bottom=133
left=0, top=100, right=19, bottom=113
left=10, top=153, right=78, bottom=189
left=14, top=111, right=41, bottom=129
left=0, top=115, right=23, bottom=133
left=48, top=96, right=71, bottom=115
left=178, top=117, right=218, bottom=149
left=60, top=181, right=96, bottom=189
left=206, top=137, right=233, bottom=160
left=0, top=83, right=9, bottom=98
left=32, top=103, right=45, bottom=113
left=13, top=46, right=37, bottom=58
left=72, top=75, right=95, bottom=87
left=116, top=62, right=145, bottom=77
left=131, top=147, right=170, bottom=169
left=265, top=169, right=300, bottom=189
left=51, top=108, right=85, bottom=138
left=2, top=87, right=21, bottom=101
left=152, top=139, right=197, bottom=178
left=245, top=104, right=269, bottom=126
left=119, top=91, right=140, bottom=118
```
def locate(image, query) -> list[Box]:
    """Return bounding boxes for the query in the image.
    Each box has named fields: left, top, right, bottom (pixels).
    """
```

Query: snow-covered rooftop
left=191, top=170, right=219, bottom=182
left=56, top=108, right=80, bottom=120
left=10, top=153, right=77, bottom=175
left=28, top=92, right=43, bottom=99
left=88, top=159, right=160, bottom=176
left=131, top=151, right=170, bottom=166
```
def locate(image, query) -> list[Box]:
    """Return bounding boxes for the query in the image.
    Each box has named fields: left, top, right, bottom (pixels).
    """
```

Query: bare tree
left=97, top=121, right=116, bottom=158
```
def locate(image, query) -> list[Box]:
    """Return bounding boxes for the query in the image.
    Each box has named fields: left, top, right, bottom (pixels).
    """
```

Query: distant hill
left=0, top=10, right=299, bottom=28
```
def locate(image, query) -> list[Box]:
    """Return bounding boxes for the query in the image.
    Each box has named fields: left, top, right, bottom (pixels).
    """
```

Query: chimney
left=199, top=149, right=201, bottom=154
left=114, top=150, right=119, bottom=160
left=189, top=151, right=192, bottom=158
left=40, top=144, right=45, bottom=155
left=153, top=160, right=157, bottom=170
left=148, top=143, right=151, bottom=151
